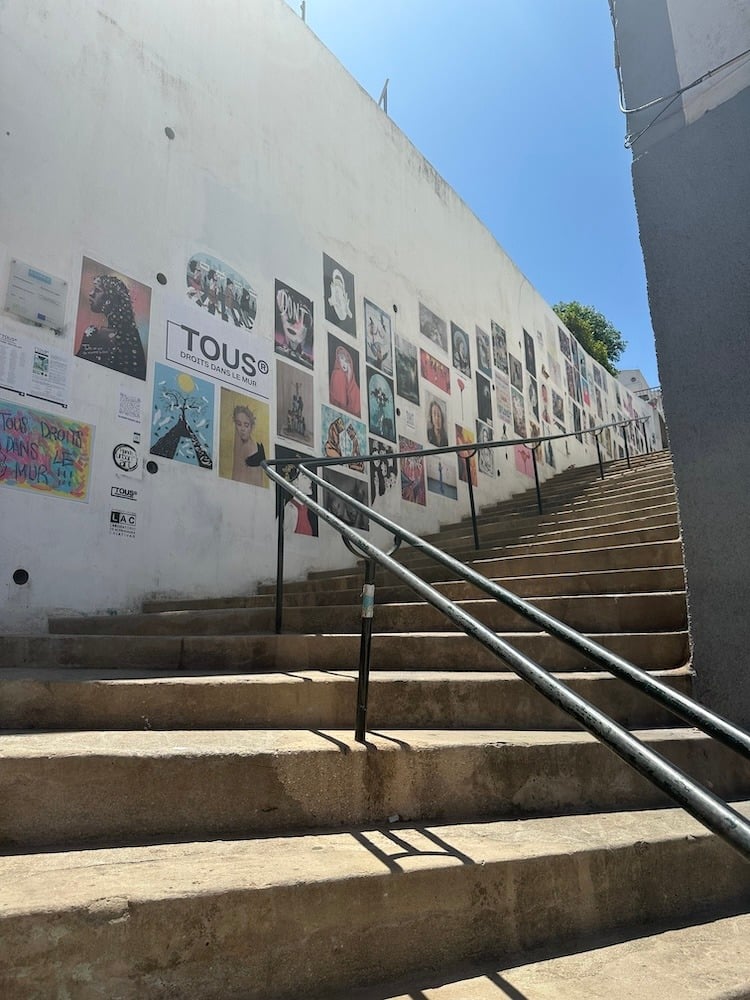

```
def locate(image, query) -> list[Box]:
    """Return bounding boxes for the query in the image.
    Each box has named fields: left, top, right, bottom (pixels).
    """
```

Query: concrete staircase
left=1, top=450, right=749, bottom=998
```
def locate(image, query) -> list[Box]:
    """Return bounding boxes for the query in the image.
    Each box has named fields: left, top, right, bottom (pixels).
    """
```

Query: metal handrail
left=261, top=459, right=750, bottom=863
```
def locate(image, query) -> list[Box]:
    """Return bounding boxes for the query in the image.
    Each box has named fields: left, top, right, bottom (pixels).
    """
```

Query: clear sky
left=285, top=0, right=659, bottom=387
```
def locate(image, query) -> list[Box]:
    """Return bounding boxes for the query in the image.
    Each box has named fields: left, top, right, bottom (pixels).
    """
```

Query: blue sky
left=286, top=0, right=659, bottom=386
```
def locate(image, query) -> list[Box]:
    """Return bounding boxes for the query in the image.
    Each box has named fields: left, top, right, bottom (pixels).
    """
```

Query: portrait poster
left=0, top=403, right=93, bottom=501
left=426, top=450, right=458, bottom=500
left=476, top=372, right=492, bottom=424
left=451, top=323, right=471, bottom=378
left=455, top=424, right=477, bottom=486
left=419, top=302, right=448, bottom=353
left=595, top=386, right=604, bottom=419
left=275, top=445, right=319, bottom=538
left=565, top=361, right=577, bottom=400
left=276, top=360, right=314, bottom=447
left=323, top=467, right=369, bottom=529
left=593, top=365, right=603, bottom=389
left=217, top=387, right=269, bottom=488
left=528, top=375, right=539, bottom=422
left=476, top=326, right=492, bottom=377
left=395, top=334, right=419, bottom=404
left=186, top=252, right=257, bottom=330
left=523, top=329, right=537, bottom=380
left=514, top=444, right=534, bottom=478
left=476, top=419, right=494, bottom=477
left=367, top=368, right=396, bottom=442
left=425, top=390, right=449, bottom=448
left=509, top=354, right=524, bottom=393
left=543, top=426, right=557, bottom=469
left=558, top=327, right=571, bottom=361
left=398, top=436, right=426, bottom=506
left=495, top=372, right=512, bottom=427
left=420, top=349, right=451, bottom=394
left=364, top=299, right=393, bottom=375
left=323, top=253, right=356, bottom=336
left=571, top=401, right=582, bottom=442
left=552, top=389, right=565, bottom=424
left=150, top=363, right=214, bottom=471
left=369, top=438, right=398, bottom=504
left=540, top=382, right=551, bottom=424
left=274, top=279, right=314, bottom=370
left=328, top=333, right=361, bottom=417
left=491, top=321, right=508, bottom=376
left=581, top=375, right=591, bottom=408
left=74, top=256, right=150, bottom=381
left=511, top=387, right=527, bottom=438
left=321, top=404, right=365, bottom=473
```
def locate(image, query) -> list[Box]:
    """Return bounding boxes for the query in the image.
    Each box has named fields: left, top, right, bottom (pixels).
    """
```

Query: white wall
left=0, top=0, right=652, bottom=632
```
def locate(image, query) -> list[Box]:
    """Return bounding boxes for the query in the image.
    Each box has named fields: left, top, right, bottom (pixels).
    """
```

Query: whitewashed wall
left=0, top=0, right=653, bottom=632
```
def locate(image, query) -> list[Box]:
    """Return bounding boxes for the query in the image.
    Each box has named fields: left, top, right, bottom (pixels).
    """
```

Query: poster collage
left=0, top=247, right=643, bottom=538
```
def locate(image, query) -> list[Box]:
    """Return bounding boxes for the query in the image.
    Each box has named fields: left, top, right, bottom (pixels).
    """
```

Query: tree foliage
left=552, top=301, right=627, bottom=376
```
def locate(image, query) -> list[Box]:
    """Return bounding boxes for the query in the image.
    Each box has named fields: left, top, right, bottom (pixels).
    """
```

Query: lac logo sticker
left=113, top=443, right=139, bottom=472
left=110, top=509, right=136, bottom=538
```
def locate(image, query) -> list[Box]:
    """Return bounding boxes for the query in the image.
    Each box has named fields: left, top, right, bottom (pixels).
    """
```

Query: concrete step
left=51, top=592, right=689, bottom=637
left=1, top=802, right=748, bottom=999
left=473, top=473, right=677, bottom=517
left=2, top=728, right=748, bottom=850
left=344, top=913, right=750, bottom=1000
left=0, top=667, right=694, bottom=732
left=0, top=630, right=690, bottom=672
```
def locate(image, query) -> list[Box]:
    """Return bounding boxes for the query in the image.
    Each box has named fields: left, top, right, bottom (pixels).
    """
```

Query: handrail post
left=464, top=454, right=480, bottom=550
left=531, top=445, right=543, bottom=514
left=595, top=433, right=604, bottom=479
left=623, top=424, right=631, bottom=468
left=355, top=556, right=377, bottom=743
left=275, top=485, right=285, bottom=634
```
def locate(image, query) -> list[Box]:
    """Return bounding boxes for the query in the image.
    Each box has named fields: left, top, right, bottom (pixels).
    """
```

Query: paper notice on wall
left=0, top=325, right=28, bottom=395
left=0, top=318, right=71, bottom=407
left=117, top=385, right=143, bottom=425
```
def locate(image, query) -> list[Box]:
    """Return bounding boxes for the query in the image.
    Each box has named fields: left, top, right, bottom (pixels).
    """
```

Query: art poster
left=514, top=444, right=534, bottom=478
left=218, top=387, right=270, bottom=488
left=74, top=256, right=150, bottom=381
left=425, top=390, right=449, bottom=448
left=366, top=368, right=396, bottom=443
left=369, top=438, right=398, bottom=504
left=420, top=349, right=451, bottom=394
left=558, top=327, right=571, bottom=361
left=543, top=425, right=557, bottom=469
left=593, top=365, right=603, bottom=389
left=491, top=321, right=508, bottom=376
left=275, top=445, right=319, bottom=537
left=540, top=383, right=550, bottom=424
left=323, top=467, right=369, bottom=529
left=455, top=424, right=477, bottom=486
left=419, top=302, right=448, bottom=353
left=328, top=333, right=361, bottom=417
left=581, top=375, right=591, bottom=408
left=509, top=354, right=523, bottom=393
left=528, top=375, right=540, bottom=422
left=394, top=334, right=419, bottom=404
left=398, top=436, right=426, bottom=506
left=426, top=450, right=458, bottom=500
left=550, top=356, right=562, bottom=388
left=276, top=361, right=314, bottom=447
left=150, top=364, right=214, bottom=470
left=476, top=372, right=492, bottom=425
left=565, top=361, right=577, bottom=401
left=274, top=279, right=314, bottom=370
left=571, top=401, right=582, bottom=442
left=323, top=253, right=356, bottom=337
left=495, top=372, right=512, bottom=428
left=321, top=404, right=366, bottom=473
left=476, top=419, right=494, bottom=477
left=186, top=253, right=257, bottom=330
left=552, top=388, right=565, bottom=424
left=523, top=329, right=537, bottom=380
left=476, top=326, right=492, bottom=377
left=511, top=387, right=526, bottom=438
left=450, top=323, right=471, bottom=377
left=364, top=299, right=393, bottom=375
left=0, top=403, right=93, bottom=501
left=595, top=386, right=604, bottom=420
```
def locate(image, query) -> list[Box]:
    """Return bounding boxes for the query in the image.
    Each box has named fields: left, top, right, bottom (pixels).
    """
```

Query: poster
left=399, top=436, right=426, bottom=506
left=165, top=318, right=271, bottom=401
left=495, top=372, right=512, bottom=428
left=476, top=419, right=494, bottom=476
left=118, top=386, right=143, bottom=425
left=275, top=445, right=319, bottom=537
left=150, top=364, right=214, bottom=470
left=523, top=329, right=537, bottom=379
left=74, top=256, right=150, bottom=380
left=451, top=323, right=471, bottom=377
left=369, top=438, right=398, bottom=504
left=366, top=368, right=396, bottom=442
left=322, top=467, right=369, bottom=529
left=274, top=279, right=313, bottom=369
left=514, top=444, right=534, bottom=478
left=0, top=403, right=93, bottom=501
left=186, top=253, right=257, bottom=330
left=364, top=299, right=393, bottom=375
left=328, top=333, right=361, bottom=417
left=277, top=361, right=314, bottom=447
left=476, top=326, right=492, bottom=377
left=0, top=320, right=71, bottom=407
left=321, top=404, right=366, bottom=473
left=420, top=349, right=451, bottom=394
left=476, top=373, right=492, bottom=424
left=491, top=321, right=508, bottom=375
left=426, top=450, right=458, bottom=500
left=394, top=334, right=419, bottom=404
left=419, top=302, right=448, bottom=353
left=511, top=387, right=526, bottom=437
left=323, top=253, right=356, bottom=336
left=218, top=387, right=269, bottom=488
left=425, top=391, right=449, bottom=448
left=455, top=424, right=477, bottom=486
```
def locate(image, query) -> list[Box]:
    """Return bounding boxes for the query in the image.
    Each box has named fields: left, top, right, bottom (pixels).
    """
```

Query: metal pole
left=275, top=486, right=285, bottom=635
left=531, top=446, right=543, bottom=514
left=623, top=425, right=631, bottom=468
left=595, top=434, right=604, bottom=479
left=355, top=557, right=377, bottom=743
left=464, top=455, right=480, bottom=550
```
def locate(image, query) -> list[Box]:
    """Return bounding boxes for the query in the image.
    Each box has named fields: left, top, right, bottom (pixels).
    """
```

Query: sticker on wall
left=277, top=361, right=314, bottom=448
left=111, top=485, right=138, bottom=502
left=150, top=364, right=214, bottom=470
left=321, top=404, right=365, bottom=473
left=475, top=327, right=492, bottom=377
left=420, top=349, right=450, bottom=394
left=418, top=302, right=448, bottom=354
left=185, top=254, right=257, bottom=330
left=117, top=385, right=143, bottom=426
left=165, top=319, right=271, bottom=400
left=366, top=368, right=396, bottom=443
left=323, top=254, right=356, bottom=337
left=425, top=391, right=449, bottom=448
left=328, top=334, right=361, bottom=417
left=274, top=279, right=314, bottom=370
left=399, top=436, right=426, bottom=506
left=450, top=323, right=471, bottom=378
left=364, top=299, right=393, bottom=375
left=491, top=321, right=508, bottom=376
left=109, top=508, right=136, bottom=538
left=509, top=354, right=523, bottom=393
left=112, top=442, right=142, bottom=479
left=394, top=335, right=419, bottom=404
left=74, top=256, right=150, bottom=380
left=523, top=329, right=537, bottom=380
left=218, top=388, right=269, bottom=488
left=511, top=387, right=527, bottom=438
left=275, top=445, right=319, bottom=537
left=369, top=438, right=398, bottom=504
left=476, top=419, right=494, bottom=477
left=426, top=450, right=458, bottom=500
left=495, top=373, right=512, bottom=428
left=0, top=404, right=94, bottom=502
left=476, top=373, right=493, bottom=425
left=322, top=468, right=369, bottom=529
left=455, top=424, right=477, bottom=486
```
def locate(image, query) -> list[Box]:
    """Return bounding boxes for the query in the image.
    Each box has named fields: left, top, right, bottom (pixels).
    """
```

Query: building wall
left=0, top=0, right=651, bottom=632
left=612, top=0, right=750, bottom=724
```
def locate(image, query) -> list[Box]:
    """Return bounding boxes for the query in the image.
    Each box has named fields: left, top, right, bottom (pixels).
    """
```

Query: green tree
left=552, top=302, right=627, bottom=376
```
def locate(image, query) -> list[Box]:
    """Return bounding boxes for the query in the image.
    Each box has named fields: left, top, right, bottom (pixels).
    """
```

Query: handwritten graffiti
left=0, top=404, right=93, bottom=501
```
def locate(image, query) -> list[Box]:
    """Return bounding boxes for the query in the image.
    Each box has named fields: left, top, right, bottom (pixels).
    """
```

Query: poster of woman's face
left=491, top=321, right=508, bottom=375
left=275, top=445, right=319, bottom=538
left=528, top=375, right=539, bottom=421
left=399, top=436, right=426, bottom=506
left=323, top=468, right=369, bottom=529
left=451, top=323, right=471, bottom=377
left=425, top=391, right=449, bottom=448
left=509, top=354, right=524, bottom=393
left=552, top=388, right=565, bottom=423
left=511, top=387, right=527, bottom=438
left=420, top=349, right=451, bottom=394
left=323, top=253, right=356, bottom=336
left=274, top=279, right=314, bottom=369
left=364, top=299, right=393, bottom=375
left=523, top=329, right=537, bottom=379
left=419, top=302, right=448, bottom=353
left=476, top=327, right=492, bottom=377
left=367, top=368, right=396, bottom=443
left=395, top=334, right=420, bottom=404
left=455, top=424, right=477, bottom=486
left=476, top=419, right=494, bottom=477
left=186, top=252, right=257, bottom=330
left=328, top=333, right=361, bottom=417
left=276, top=361, right=314, bottom=447
left=218, top=387, right=269, bottom=488
left=476, top=373, right=492, bottom=424
left=75, top=256, right=150, bottom=381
